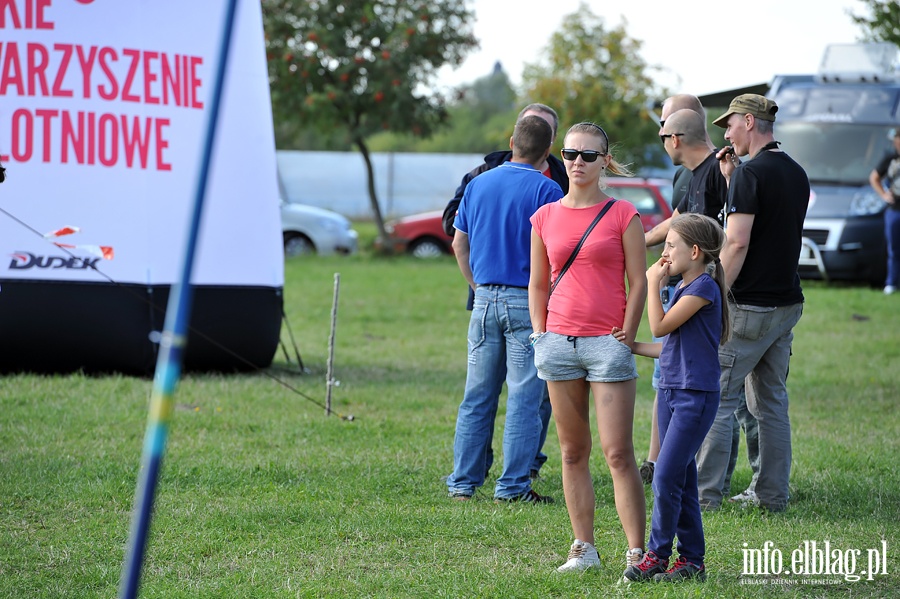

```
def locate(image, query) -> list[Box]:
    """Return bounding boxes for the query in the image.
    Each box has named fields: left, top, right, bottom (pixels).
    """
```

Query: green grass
left=1, top=225, right=898, bottom=598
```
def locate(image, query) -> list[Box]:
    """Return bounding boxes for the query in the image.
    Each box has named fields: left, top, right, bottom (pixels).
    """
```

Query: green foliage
left=368, top=65, right=518, bottom=153
left=520, top=3, right=669, bottom=170
left=850, top=0, right=900, bottom=47
left=263, top=0, right=480, bottom=241
left=262, top=0, right=478, bottom=149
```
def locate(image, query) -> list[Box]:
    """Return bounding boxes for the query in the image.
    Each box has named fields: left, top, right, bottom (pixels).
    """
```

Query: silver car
left=280, top=201, right=359, bottom=257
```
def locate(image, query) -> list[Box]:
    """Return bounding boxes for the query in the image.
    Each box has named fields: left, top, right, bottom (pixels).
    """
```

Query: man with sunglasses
left=640, top=95, right=716, bottom=485
left=660, top=109, right=728, bottom=227
left=441, top=103, right=568, bottom=482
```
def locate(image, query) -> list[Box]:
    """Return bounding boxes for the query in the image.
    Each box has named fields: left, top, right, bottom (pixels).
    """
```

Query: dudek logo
left=742, top=540, right=889, bottom=584
left=8, top=252, right=100, bottom=270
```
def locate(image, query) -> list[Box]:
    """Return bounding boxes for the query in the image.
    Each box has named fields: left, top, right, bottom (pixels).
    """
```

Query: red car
left=381, top=177, right=674, bottom=258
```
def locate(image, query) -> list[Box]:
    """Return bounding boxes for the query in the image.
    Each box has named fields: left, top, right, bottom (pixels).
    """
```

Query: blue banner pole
left=118, top=1, right=240, bottom=597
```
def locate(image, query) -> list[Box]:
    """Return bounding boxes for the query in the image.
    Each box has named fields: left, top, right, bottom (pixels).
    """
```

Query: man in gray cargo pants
left=696, top=94, right=809, bottom=513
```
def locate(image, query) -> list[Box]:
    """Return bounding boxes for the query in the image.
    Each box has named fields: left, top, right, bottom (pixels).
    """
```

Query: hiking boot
left=623, top=550, right=668, bottom=582
left=556, top=539, right=601, bottom=572
left=639, top=460, right=655, bottom=485
left=653, top=555, right=707, bottom=582
left=494, top=489, right=554, bottom=504
left=626, top=547, right=644, bottom=568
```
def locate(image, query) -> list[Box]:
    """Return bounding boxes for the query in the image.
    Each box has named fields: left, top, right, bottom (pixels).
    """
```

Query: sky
left=437, top=0, right=869, bottom=97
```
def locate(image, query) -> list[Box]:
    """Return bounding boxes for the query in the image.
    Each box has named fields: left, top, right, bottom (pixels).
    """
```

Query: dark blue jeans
left=650, top=388, right=719, bottom=563
left=886, top=207, right=900, bottom=287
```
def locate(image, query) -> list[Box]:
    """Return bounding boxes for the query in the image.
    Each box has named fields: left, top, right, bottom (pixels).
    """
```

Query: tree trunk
left=353, top=136, right=389, bottom=250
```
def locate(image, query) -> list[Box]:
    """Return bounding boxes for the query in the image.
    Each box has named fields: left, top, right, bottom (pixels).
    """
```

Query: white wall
left=277, top=150, right=487, bottom=219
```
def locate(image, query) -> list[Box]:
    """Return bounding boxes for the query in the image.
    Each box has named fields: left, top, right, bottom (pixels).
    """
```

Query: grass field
left=1, top=225, right=898, bottom=598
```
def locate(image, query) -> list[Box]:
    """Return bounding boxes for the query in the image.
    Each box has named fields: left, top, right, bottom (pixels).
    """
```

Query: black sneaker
left=623, top=550, right=668, bottom=582
left=639, top=460, right=655, bottom=485
left=653, top=556, right=707, bottom=582
left=494, top=489, right=554, bottom=504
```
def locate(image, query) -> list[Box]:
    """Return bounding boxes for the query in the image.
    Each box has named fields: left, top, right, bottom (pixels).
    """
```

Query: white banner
left=0, top=0, right=283, bottom=287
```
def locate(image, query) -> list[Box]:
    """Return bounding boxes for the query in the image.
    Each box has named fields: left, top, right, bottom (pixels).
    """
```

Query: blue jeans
left=886, top=207, right=900, bottom=287
left=696, top=302, right=803, bottom=511
left=468, top=286, right=551, bottom=478
left=483, top=384, right=551, bottom=477
left=447, top=285, right=544, bottom=499
left=650, top=388, right=719, bottom=563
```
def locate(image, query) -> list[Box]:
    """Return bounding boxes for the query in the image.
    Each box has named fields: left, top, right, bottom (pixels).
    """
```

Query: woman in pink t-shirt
left=529, top=122, right=648, bottom=577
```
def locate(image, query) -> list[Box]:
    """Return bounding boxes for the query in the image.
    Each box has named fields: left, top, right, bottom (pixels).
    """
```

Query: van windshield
left=776, top=122, right=895, bottom=185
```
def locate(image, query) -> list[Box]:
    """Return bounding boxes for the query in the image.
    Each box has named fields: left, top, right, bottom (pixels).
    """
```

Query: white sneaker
left=885, top=285, right=895, bottom=295
left=625, top=547, right=644, bottom=568
left=729, top=488, right=759, bottom=506
left=557, top=539, right=601, bottom=572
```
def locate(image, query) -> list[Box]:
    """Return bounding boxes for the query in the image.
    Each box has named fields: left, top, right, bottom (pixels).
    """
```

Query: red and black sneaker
left=623, top=550, right=668, bottom=582
left=653, top=555, right=707, bottom=582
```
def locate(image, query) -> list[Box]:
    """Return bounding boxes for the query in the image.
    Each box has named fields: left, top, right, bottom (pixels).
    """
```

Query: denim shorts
left=533, top=331, right=638, bottom=383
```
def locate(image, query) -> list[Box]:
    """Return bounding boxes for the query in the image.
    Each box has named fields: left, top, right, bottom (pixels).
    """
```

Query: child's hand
left=646, top=256, right=670, bottom=286
left=611, top=327, right=627, bottom=342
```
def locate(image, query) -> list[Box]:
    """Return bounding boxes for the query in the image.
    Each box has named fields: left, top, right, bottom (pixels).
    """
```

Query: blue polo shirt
left=454, top=161, right=562, bottom=288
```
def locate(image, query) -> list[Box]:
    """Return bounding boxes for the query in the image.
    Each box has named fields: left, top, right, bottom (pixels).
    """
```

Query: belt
left=476, top=284, right=528, bottom=290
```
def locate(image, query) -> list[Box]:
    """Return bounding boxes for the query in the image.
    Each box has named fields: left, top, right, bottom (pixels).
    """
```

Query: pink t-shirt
left=531, top=199, right=640, bottom=336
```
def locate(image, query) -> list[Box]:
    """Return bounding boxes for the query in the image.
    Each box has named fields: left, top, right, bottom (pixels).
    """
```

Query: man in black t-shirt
left=640, top=97, right=760, bottom=494
left=695, top=94, right=809, bottom=513
left=661, top=109, right=728, bottom=225
left=640, top=94, right=709, bottom=486
left=868, top=129, right=900, bottom=295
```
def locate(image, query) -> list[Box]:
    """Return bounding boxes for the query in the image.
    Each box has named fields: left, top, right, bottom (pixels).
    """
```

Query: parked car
left=380, top=210, right=450, bottom=258
left=280, top=200, right=358, bottom=257
left=607, top=177, right=674, bottom=235
left=379, top=177, right=673, bottom=258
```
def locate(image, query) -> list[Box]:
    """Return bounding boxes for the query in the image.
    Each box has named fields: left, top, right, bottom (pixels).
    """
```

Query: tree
left=369, top=61, right=518, bottom=153
left=520, top=3, right=667, bottom=171
left=262, top=0, right=478, bottom=243
left=850, top=0, right=900, bottom=48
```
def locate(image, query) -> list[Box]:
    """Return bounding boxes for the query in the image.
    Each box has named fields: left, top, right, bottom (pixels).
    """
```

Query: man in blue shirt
left=446, top=115, right=563, bottom=502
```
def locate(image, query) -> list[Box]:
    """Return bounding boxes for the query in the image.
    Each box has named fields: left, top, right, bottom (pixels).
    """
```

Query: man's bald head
left=665, top=109, right=708, bottom=145
left=662, top=94, right=706, bottom=121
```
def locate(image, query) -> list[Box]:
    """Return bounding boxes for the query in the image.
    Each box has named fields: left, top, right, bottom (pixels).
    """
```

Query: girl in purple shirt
left=620, top=213, right=730, bottom=583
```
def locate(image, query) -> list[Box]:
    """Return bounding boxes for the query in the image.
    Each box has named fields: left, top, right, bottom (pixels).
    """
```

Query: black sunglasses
left=561, top=148, right=606, bottom=162
left=659, top=133, right=685, bottom=144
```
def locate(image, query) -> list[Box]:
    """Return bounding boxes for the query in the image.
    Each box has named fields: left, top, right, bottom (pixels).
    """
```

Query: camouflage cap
left=713, top=94, right=778, bottom=128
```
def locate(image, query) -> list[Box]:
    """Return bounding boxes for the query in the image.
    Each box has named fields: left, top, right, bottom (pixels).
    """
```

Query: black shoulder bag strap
left=549, top=200, right=615, bottom=297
